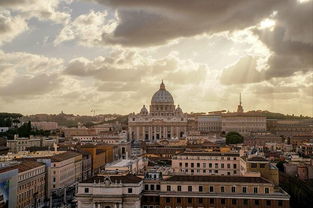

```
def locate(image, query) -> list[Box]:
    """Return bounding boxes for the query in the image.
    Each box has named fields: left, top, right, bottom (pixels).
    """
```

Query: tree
left=225, top=131, right=243, bottom=144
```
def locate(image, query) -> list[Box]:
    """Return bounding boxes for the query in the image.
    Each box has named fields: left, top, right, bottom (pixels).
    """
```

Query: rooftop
left=50, top=151, right=81, bottom=162
left=166, top=175, right=271, bottom=184
left=82, top=174, right=142, bottom=184
left=177, top=151, right=239, bottom=157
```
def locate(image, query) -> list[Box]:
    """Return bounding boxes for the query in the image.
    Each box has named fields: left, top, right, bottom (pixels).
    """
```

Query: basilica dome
left=151, top=81, right=174, bottom=104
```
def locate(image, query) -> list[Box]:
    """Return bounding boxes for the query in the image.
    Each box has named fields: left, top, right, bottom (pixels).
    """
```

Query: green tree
left=225, top=131, right=244, bottom=144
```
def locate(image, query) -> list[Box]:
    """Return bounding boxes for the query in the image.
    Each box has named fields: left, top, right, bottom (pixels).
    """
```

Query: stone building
left=128, top=81, right=187, bottom=141
left=172, top=151, right=241, bottom=176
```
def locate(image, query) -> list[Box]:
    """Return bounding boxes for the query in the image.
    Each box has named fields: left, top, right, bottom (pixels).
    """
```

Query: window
left=215, top=163, right=218, bottom=168
left=243, top=187, right=247, bottom=193
left=278, top=200, right=283, bottom=206
left=209, top=186, right=214, bottom=192
left=265, top=187, right=269, bottom=194
left=150, top=185, right=154, bottom=191
left=210, top=198, right=214, bottom=204
left=254, top=187, right=258, bottom=194
left=244, top=199, right=248, bottom=205
left=221, top=186, right=224, bottom=192
left=188, top=186, right=192, bottom=192
left=232, top=199, right=237, bottom=205
left=197, top=163, right=200, bottom=168
left=255, top=200, right=259, bottom=205
left=179, top=162, right=182, bottom=167
left=145, top=185, right=149, bottom=190
left=185, top=163, right=188, bottom=167
left=167, top=185, right=171, bottom=191
left=84, top=188, right=89, bottom=193
left=260, top=164, right=265, bottom=168
left=233, top=164, right=237, bottom=169
left=199, top=186, right=203, bottom=192
left=209, top=163, right=212, bottom=168
left=199, top=198, right=203, bottom=204
left=166, top=197, right=170, bottom=203
left=221, top=199, right=225, bottom=204
left=251, top=163, right=257, bottom=168
left=191, top=163, right=194, bottom=168
left=156, top=185, right=160, bottom=190
left=232, top=186, right=236, bottom=193
left=177, top=185, right=181, bottom=192
left=221, top=163, right=224, bottom=168
left=188, top=198, right=192, bottom=204
left=227, top=164, right=230, bottom=168
left=266, top=200, right=271, bottom=206
left=128, top=188, right=133, bottom=193
left=177, top=198, right=181, bottom=203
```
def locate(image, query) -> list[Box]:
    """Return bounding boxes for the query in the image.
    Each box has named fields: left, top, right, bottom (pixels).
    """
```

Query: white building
left=76, top=175, right=143, bottom=208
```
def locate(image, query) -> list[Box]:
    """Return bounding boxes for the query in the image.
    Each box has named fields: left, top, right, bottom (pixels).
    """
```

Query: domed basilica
left=128, top=81, right=187, bottom=141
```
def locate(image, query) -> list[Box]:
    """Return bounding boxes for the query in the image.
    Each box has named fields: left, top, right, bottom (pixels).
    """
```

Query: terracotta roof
left=82, top=174, right=142, bottom=184
left=0, top=160, right=44, bottom=174
left=51, top=151, right=81, bottom=162
left=166, top=175, right=270, bottom=184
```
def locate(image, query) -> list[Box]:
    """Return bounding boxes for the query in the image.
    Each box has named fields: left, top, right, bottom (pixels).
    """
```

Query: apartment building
left=172, top=152, right=240, bottom=176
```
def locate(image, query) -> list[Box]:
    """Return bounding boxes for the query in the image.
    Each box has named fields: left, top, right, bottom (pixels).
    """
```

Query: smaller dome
left=175, top=105, right=183, bottom=115
left=140, top=105, right=148, bottom=115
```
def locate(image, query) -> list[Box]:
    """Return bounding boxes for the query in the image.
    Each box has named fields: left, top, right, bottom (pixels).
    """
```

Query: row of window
left=165, top=185, right=269, bottom=194
left=179, top=162, right=238, bottom=169
left=163, top=198, right=283, bottom=206
left=177, top=156, right=238, bottom=160
left=180, top=169, right=237, bottom=175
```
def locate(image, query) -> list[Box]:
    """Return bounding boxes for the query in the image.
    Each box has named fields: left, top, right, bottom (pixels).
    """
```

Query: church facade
left=128, top=81, right=187, bottom=141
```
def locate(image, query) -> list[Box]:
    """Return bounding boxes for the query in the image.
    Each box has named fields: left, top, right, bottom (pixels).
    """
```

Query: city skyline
left=0, top=0, right=312, bottom=116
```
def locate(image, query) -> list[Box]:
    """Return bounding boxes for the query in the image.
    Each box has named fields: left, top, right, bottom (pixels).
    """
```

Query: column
left=136, top=127, right=139, bottom=140
left=154, top=126, right=157, bottom=140
left=142, top=126, right=145, bottom=140
left=171, top=127, right=173, bottom=139
left=149, top=126, right=151, bottom=141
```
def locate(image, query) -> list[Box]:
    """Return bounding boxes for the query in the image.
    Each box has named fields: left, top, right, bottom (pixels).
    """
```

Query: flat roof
left=166, top=175, right=271, bottom=184
left=177, top=152, right=239, bottom=157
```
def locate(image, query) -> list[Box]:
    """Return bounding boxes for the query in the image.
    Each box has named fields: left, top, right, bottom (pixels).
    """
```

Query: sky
left=0, top=0, right=312, bottom=116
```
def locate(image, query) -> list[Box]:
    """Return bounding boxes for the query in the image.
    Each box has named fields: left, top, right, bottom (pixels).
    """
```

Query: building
left=31, top=122, right=58, bottom=131
left=172, top=151, right=241, bottom=176
left=244, top=133, right=283, bottom=147
left=267, top=119, right=313, bottom=137
left=76, top=174, right=143, bottom=208
left=222, top=113, right=267, bottom=135
left=197, top=114, right=222, bottom=133
left=6, top=136, right=59, bottom=153
left=159, top=175, right=289, bottom=208
left=240, top=156, right=279, bottom=186
left=80, top=144, right=109, bottom=174
left=36, top=151, right=82, bottom=205
left=0, top=162, right=18, bottom=208
left=128, top=81, right=188, bottom=141
left=104, top=157, right=146, bottom=175
left=15, top=160, right=46, bottom=208
left=77, top=174, right=290, bottom=208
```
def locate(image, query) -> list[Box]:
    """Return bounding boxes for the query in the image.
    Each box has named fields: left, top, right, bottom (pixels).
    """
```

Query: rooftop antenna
left=91, top=109, right=96, bottom=116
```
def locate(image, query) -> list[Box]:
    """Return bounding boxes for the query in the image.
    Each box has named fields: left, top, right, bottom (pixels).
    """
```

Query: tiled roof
left=50, top=151, right=81, bottom=162
left=0, top=160, right=44, bottom=174
left=165, top=175, right=270, bottom=184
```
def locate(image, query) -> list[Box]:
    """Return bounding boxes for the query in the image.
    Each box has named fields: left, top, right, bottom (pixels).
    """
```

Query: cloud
left=0, top=10, right=28, bottom=45
left=220, top=0, right=313, bottom=85
left=0, top=50, right=64, bottom=99
left=0, top=0, right=71, bottom=24
left=54, top=10, right=116, bottom=46
left=82, top=0, right=285, bottom=47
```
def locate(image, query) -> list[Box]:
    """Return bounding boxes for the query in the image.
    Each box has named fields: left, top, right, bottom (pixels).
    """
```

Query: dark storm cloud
left=89, top=0, right=285, bottom=46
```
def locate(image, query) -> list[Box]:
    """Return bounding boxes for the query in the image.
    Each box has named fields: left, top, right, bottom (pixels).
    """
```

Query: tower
left=237, top=93, right=244, bottom=113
